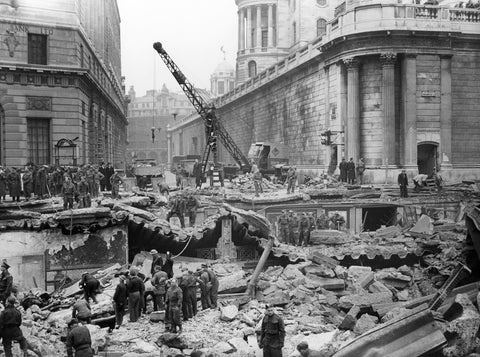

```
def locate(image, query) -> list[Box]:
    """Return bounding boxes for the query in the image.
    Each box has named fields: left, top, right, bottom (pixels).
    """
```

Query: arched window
left=316, top=18, right=327, bottom=37
left=248, top=60, right=257, bottom=78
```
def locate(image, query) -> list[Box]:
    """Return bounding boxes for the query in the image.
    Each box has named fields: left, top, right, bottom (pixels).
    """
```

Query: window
left=218, top=81, right=225, bottom=95
left=28, top=34, right=47, bottom=65
left=248, top=61, right=257, bottom=77
left=262, top=29, right=268, bottom=48
left=27, top=118, right=50, bottom=165
left=317, top=18, right=327, bottom=37
left=317, top=0, right=327, bottom=5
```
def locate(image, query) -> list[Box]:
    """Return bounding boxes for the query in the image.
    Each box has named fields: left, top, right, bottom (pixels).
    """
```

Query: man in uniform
left=306, top=212, right=316, bottom=246
left=72, top=298, right=92, bottom=324
left=166, top=195, right=186, bottom=228
left=252, top=165, right=263, bottom=197
left=286, top=166, right=297, bottom=194
left=157, top=181, right=170, bottom=198
left=62, top=176, right=76, bottom=209
left=77, top=176, right=91, bottom=208
left=196, top=266, right=212, bottom=310
left=150, top=249, right=163, bottom=276
left=79, top=272, right=100, bottom=304
left=151, top=266, right=168, bottom=311
left=287, top=210, right=297, bottom=246
left=113, top=274, right=128, bottom=328
left=277, top=210, right=289, bottom=243
left=0, top=261, right=13, bottom=305
left=397, top=169, right=409, bottom=198
left=356, top=158, right=366, bottom=185
left=186, top=194, right=200, bottom=226
left=316, top=210, right=329, bottom=230
left=338, top=158, right=347, bottom=183
left=110, top=171, right=123, bottom=199
left=346, top=158, right=356, bottom=184
left=66, top=318, right=93, bottom=357
left=180, top=268, right=197, bottom=320
left=165, top=278, right=183, bottom=333
left=259, top=305, right=285, bottom=357
left=127, top=269, right=145, bottom=322
left=22, top=166, right=33, bottom=201
left=0, top=297, right=28, bottom=357
left=298, top=213, right=310, bottom=247
left=192, top=159, right=203, bottom=189
left=162, top=251, right=174, bottom=279
left=204, top=265, right=218, bottom=308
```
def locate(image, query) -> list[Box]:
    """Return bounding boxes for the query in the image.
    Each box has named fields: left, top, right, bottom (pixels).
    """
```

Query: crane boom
left=153, top=42, right=251, bottom=173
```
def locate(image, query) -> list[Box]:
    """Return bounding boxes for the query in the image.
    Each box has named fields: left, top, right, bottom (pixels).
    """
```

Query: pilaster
left=344, top=56, right=361, bottom=162
left=380, top=53, right=397, bottom=167
left=256, top=6, right=262, bottom=48
left=440, top=54, right=453, bottom=169
left=267, top=4, right=273, bottom=48
left=401, top=54, right=417, bottom=168
left=246, top=6, right=252, bottom=49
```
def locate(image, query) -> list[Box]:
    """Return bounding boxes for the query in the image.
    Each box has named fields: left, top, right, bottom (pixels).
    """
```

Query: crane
left=153, top=42, right=251, bottom=174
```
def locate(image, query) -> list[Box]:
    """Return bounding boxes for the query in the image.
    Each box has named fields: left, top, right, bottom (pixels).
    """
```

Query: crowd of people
left=0, top=162, right=124, bottom=208
left=276, top=209, right=346, bottom=245
left=338, top=157, right=366, bottom=185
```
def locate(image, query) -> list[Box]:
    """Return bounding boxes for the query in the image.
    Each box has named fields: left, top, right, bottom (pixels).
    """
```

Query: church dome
left=213, top=60, right=234, bottom=77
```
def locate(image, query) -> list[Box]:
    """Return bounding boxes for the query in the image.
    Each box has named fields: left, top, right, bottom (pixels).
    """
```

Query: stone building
left=210, top=60, right=235, bottom=98
left=168, top=1, right=480, bottom=183
left=126, top=84, right=195, bottom=164
left=0, top=0, right=127, bottom=168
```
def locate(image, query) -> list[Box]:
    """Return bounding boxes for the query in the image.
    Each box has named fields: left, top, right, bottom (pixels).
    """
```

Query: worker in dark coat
left=165, top=278, right=183, bottom=333
left=66, top=318, right=94, bottom=357
left=346, top=158, right=356, bottom=184
left=79, top=272, right=100, bottom=304
left=204, top=265, right=218, bottom=308
left=298, top=213, right=310, bottom=247
left=34, top=165, right=48, bottom=198
left=0, top=296, right=28, bottom=357
left=180, top=268, right=197, bottom=320
left=166, top=195, right=186, bottom=228
left=127, top=269, right=145, bottom=322
left=0, top=261, right=13, bottom=304
left=277, top=210, right=289, bottom=243
left=259, top=305, right=285, bottom=357
left=113, top=274, right=128, bottom=328
left=397, top=169, right=409, bottom=198
left=0, top=166, right=7, bottom=201
left=162, top=251, right=174, bottom=279
left=105, top=163, right=114, bottom=191
left=338, top=158, right=347, bottom=182
left=152, top=267, right=168, bottom=311
left=150, top=249, right=163, bottom=275
left=192, top=159, right=203, bottom=189
left=110, top=171, right=123, bottom=199
left=62, top=176, right=76, bottom=209
left=186, top=195, right=200, bottom=226
left=22, top=167, right=33, bottom=201
left=6, top=168, right=21, bottom=202
left=77, top=176, right=91, bottom=208
left=72, top=298, right=92, bottom=324
left=196, top=267, right=212, bottom=309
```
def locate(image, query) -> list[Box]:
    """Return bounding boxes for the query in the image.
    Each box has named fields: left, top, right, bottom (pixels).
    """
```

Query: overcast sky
left=118, top=0, right=238, bottom=97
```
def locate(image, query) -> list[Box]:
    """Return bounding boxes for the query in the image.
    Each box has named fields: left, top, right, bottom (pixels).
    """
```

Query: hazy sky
left=118, top=0, right=238, bottom=97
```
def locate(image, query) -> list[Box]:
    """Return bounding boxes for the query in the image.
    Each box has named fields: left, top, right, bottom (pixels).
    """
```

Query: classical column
left=246, top=6, right=252, bottom=49
left=440, top=54, right=452, bottom=169
left=401, top=54, right=417, bottom=168
left=166, top=124, right=172, bottom=167
left=256, top=5, right=262, bottom=48
left=381, top=53, right=397, bottom=167
left=238, top=10, right=242, bottom=51
left=239, top=8, right=245, bottom=50
left=344, top=57, right=361, bottom=162
left=267, top=4, right=274, bottom=47
left=339, top=63, right=347, bottom=162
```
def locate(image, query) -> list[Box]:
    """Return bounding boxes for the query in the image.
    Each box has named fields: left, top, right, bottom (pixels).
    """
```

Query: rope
left=172, top=234, right=195, bottom=259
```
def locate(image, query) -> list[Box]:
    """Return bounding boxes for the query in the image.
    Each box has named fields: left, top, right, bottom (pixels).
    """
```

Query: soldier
left=66, top=318, right=93, bottom=357
left=356, top=158, right=366, bottom=185
left=339, top=158, right=347, bottom=183
left=0, top=297, right=28, bottom=357
left=397, top=169, right=409, bottom=198
left=165, top=278, right=183, bottom=333
left=110, top=171, right=123, bottom=199
left=72, top=298, right=92, bottom=324
left=92, top=165, right=104, bottom=198
left=162, top=251, right=174, bottom=279
left=186, top=194, right=200, bottom=226
left=329, top=212, right=346, bottom=231
left=253, top=168, right=263, bottom=197
left=62, top=176, right=76, bottom=210
left=166, top=195, right=186, bottom=228
left=196, top=265, right=212, bottom=310
left=113, top=274, right=128, bottom=328
left=157, top=181, right=170, bottom=198
left=298, top=213, right=310, bottom=247
left=105, top=163, right=114, bottom=191
left=296, top=341, right=324, bottom=357
left=99, top=163, right=108, bottom=192
left=277, top=210, right=289, bottom=243
left=151, top=266, right=168, bottom=311
left=192, top=159, right=203, bottom=189
left=316, top=210, right=329, bottom=230
left=22, top=167, right=33, bottom=201
left=79, top=272, right=100, bottom=304
left=77, top=176, right=91, bottom=208
left=34, top=165, right=48, bottom=198
left=127, top=269, right=145, bottom=322
left=180, top=268, right=197, bottom=320
left=259, top=305, right=285, bottom=357
left=53, top=166, right=64, bottom=196
left=204, top=265, right=219, bottom=308
left=346, top=158, right=356, bottom=184
left=286, top=166, right=297, bottom=194
left=6, top=168, right=21, bottom=202
left=0, top=261, right=13, bottom=305
left=287, top=210, right=297, bottom=245
left=306, top=213, right=316, bottom=246
left=150, top=249, right=163, bottom=276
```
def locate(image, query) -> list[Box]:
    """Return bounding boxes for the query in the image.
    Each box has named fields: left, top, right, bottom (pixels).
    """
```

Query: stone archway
left=417, top=142, right=438, bottom=175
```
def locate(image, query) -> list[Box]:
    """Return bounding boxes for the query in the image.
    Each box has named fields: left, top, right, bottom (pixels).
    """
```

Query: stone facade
left=0, top=0, right=127, bottom=168
left=169, top=2, right=480, bottom=183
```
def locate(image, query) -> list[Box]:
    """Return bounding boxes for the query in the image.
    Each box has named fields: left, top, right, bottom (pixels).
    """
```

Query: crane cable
left=172, top=233, right=195, bottom=259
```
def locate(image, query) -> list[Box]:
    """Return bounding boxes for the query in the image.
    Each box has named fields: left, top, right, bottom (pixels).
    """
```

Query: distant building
left=126, top=84, right=195, bottom=164
left=0, top=0, right=127, bottom=168
left=210, top=60, right=235, bottom=98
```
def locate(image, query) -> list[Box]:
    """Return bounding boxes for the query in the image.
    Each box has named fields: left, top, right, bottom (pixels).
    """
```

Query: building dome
left=213, top=60, right=234, bottom=77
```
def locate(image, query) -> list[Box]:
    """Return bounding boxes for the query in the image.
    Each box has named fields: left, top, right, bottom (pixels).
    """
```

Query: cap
left=68, top=318, right=79, bottom=326
left=6, top=296, right=16, bottom=305
left=297, top=341, right=309, bottom=350
left=150, top=249, right=158, bottom=255
left=1, top=262, right=10, bottom=269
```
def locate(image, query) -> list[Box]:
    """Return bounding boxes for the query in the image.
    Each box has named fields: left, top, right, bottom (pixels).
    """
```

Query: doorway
left=417, top=143, right=438, bottom=175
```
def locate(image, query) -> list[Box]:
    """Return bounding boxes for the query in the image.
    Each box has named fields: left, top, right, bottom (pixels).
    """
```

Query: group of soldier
left=277, top=209, right=346, bottom=245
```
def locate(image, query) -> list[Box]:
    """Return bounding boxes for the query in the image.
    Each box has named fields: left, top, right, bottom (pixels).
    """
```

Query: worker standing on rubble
left=162, top=251, right=174, bottom=279
left=185, top=268, right=198, bottom=318
left=346, top=158, right=356, bottom=184
left=110, top=171, right=123, bottom=199
left=71, top=298, right=92, bottom=324
left=22, top=166, right=33, bottom=201
left=79, top=272, right=100, bottom=304
left=397, top=169, right=409, bottom=198
left=204, top=264, right=219, bottom=308
left=316, top=210, right=329, bottom=230
left=196, top=266, right=212, bottom=309
left=286, top=166, right=297, bottom=194
left=277, top=210, right=289, bottom=243
left=252, top=166, right=263, bottom=197
left=259, top=304, right=285, bottom=357
left=192, top=159, right=203, bottom=189
left=152, top=266, right=168, bottom=311
left=157, top=181, right=170, bottom=198
left=0, top=296, right=28, bottom=357
left=150, top=249, right=163, bottom=275
left=338, top=158, right=347, bottom=183
left=62, top=176, right=76, bottom=210
left=413, top=173, right=428, bottom=192
left=0, top=261, right=13, bottom=304
left=66, top=318, right=93, bottom=357
left=166, top=195, right=186, bottom=228
left=298, top=213, right=310, bottom=247
left=113, top=274, right=128, bottom=328
left=165, top=278, right=183, bottom=333
left=287, top=210, right=297, bottom=245
left=186, top=194, right=200, bottom=226
left=77, top=176, right=91, bottom=208
left=127, top=269, right=145, bottom=322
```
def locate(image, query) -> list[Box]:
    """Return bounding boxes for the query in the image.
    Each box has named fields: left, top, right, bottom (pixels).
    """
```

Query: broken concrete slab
left=339, top=305, right=360, bottom=331
left=409, top=214, right=434, bottom=235
left=338, top=292, right=393, bottom=310
left=353, top=314, right=378, bottom=335
left=220, top=305, right=239, bottom=322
